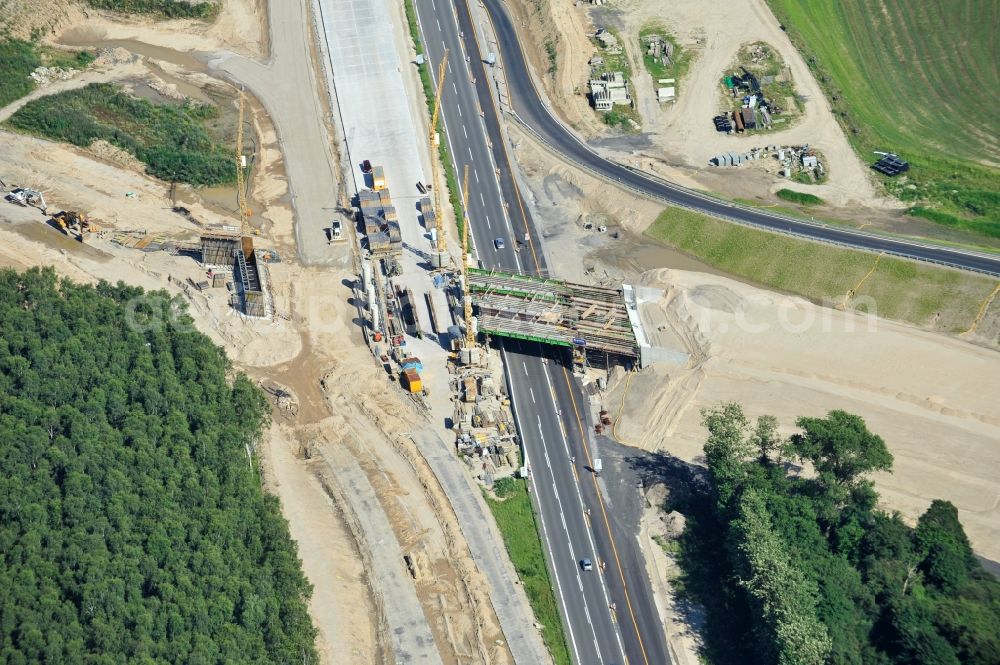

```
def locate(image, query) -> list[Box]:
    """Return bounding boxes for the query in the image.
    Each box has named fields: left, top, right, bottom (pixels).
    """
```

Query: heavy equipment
left=428, top=50, right=450, bottom=269
left=51, top=211, right=97, bottom=241
left=6, top=187, right=47, bottom=212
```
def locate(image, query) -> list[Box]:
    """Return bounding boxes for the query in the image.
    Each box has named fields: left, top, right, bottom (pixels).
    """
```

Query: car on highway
left=580, top=558, right=593, bottom=572
left=494, top=237, right=505, bottom=250
left=361, top=159, right=372, bottom=173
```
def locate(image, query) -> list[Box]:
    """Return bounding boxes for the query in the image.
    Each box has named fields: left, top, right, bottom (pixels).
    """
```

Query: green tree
left=0, top=268, right=317, bottom=663
left=789, top=410, right=893, bottom=488
left=731, top=490, right=832, bottom=665
left=701, top=403, right=754, bottom=509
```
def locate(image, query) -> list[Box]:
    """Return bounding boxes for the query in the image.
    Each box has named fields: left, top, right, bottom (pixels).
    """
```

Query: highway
left=478, top=0, right=1000, bottom=278
left=413, top=0, right=670, bottom=663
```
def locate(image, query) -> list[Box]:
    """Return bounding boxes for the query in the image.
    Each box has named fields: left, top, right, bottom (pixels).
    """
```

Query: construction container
left=401, top=368, right=422, bottom=393
left=372, top=166, right=387, bottom=191
left=401, top=357, right=423, bottom=372
left=212, top=273, right=227, bottom=288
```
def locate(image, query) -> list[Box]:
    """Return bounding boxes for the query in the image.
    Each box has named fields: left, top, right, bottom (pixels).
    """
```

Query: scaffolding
left=200, top=231, right=241, bottom=267
left=468, top=268, right=638, bottom=358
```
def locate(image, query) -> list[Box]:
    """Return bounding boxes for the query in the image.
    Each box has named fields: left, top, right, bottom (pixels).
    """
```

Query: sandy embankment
left=608, top=268, right=1000, bottom=562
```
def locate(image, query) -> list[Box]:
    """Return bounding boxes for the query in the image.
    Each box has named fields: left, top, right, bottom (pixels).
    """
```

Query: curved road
left=481, top=0, right=1000, bottom=277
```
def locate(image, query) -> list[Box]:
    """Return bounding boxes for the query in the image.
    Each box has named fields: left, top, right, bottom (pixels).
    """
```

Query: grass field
left=776, top=188, right=823, bottom=206
left=647, top=206, right=999, bottom=333
left=766, top=0, right=1000, bottom=238
left=6, top=83, right=233, bottom=186
left=485, top=478, right=571, bottom=665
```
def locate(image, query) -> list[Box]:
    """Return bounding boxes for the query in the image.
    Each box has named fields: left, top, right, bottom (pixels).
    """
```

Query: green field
left=485, top=478, right=571, bottom=665
left=647, top=206, right=999, bottom=333
left=6, top=82, right=233, bottom=186
left=766, top=0, right=1000, bottom=238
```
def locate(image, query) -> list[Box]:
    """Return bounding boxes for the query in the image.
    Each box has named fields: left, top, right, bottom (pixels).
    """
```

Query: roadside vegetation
left=667, top=403, right=1000, bottom=664
left=0, top=38, right=95, bottom=108
left=0, top=267, right=318, bottom=663
left=638, top=24, right=692, bottom=85
left=647, top=206, right=999, bottom=332
left=766, top=0, right=1000, bottom=238
left=84, top=0, right=220, bottom=19
left=776, top=188, right=823, bottom=206
left=6, top=82, right=234, bottom=186
left=403, top=0, right=465, bottom=237
left=486, top=477, right=572, bottom=665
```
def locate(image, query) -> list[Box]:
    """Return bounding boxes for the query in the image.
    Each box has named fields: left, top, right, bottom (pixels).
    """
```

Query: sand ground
left=606, top=269, right=1000, bottom=564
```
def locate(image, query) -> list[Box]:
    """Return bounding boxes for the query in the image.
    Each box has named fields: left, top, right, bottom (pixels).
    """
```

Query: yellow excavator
left=52, top=211, right=99, bottom=242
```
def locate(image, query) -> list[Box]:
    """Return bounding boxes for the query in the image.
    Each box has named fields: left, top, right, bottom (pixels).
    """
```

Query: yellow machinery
left=236, top=89, right=254, bottom=255
left=52, top=211, right=96, bottom=241
left=429, top=50, right=449, bottom=268
left=461, top=165, right=475, bottom=348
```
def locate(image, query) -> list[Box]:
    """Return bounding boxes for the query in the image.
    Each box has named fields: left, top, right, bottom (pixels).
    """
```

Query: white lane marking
left=486, top=215, right=492, bottom=230
left=447, top=60, right=452, bottom=74
left=463, top=125, right=468, bottom=139
left=530, top=387, right=536, bottom=403
left=523, top=361, right=528, bottom=376
left=436, top=18, right=441, bottom=30
left=457, top=103, right=462, bottom=117
left=474, top=169, right=480, bottom=183
left=480, top=192, right=485, bottom=206
left=502, top=345, right=590, bottom=664
left=431, top=0, right=435, bottom=9
left=541, top=366, right=628, bottom=663
left=452, top=81, right=458, bottom=94
left=468, top=146, right=474, bottom=159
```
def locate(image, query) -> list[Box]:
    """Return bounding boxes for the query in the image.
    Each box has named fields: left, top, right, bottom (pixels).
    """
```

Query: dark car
left=362, top=159, right=372, bottom=173
left=494, top=237, right=505, bottom=250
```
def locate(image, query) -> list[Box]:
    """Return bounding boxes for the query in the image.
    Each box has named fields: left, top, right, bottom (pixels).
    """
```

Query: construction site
left=3, top=0, right=1000, bottom=664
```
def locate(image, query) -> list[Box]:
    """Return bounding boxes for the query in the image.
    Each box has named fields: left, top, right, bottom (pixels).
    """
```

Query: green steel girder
left=478, top=327, right=573, bottom=347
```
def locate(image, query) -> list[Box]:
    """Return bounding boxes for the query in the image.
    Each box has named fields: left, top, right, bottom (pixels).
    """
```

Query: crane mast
left=429, top=50, right=449, bottom=267
left=236, top=89, right=253, bottom=255
left=461, top=165, right=474, bottom=348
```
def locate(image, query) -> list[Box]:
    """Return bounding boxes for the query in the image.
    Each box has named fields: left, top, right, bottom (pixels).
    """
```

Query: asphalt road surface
left=414, top=0, right=671, bottom=663
left=479, top=0, right=1000, bottom=278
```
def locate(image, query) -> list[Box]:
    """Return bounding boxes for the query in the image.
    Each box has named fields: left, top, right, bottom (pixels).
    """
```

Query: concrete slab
left=316, top=0, right=440, bottom=336
left=327, top=454, right=444, bottom=665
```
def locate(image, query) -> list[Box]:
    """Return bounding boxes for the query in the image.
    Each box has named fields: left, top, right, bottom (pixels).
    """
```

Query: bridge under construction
left=467, top=267, right=641, bottom=361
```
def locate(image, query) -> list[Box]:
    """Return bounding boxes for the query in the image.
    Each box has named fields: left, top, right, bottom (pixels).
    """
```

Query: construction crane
left=461, top=165, right=475, bottom=349
left=429, top=50, right=449, bottom=268
left=236, top=89, right=254, bottom=256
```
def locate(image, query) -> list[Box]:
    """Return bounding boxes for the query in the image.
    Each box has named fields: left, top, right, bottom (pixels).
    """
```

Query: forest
left=670, top=404, right=1000, bottom=665
left=0, top=268, right=317, bottom=664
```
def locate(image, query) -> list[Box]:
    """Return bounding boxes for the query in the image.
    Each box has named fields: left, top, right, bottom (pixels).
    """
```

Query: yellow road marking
left=562, top=367, right=650, bottom=665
